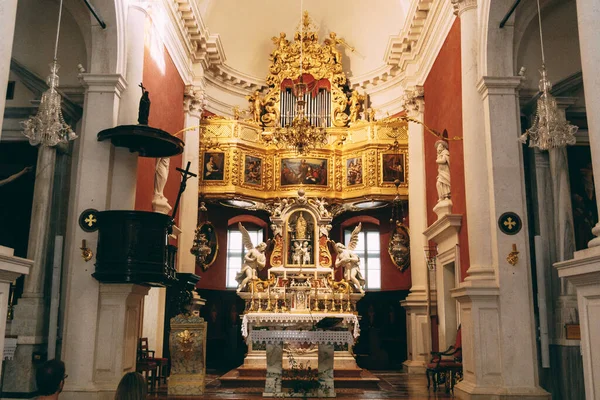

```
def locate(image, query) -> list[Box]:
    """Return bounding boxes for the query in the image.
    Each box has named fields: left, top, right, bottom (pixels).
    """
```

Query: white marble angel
left=235, top=222, right=267, bottom=293
left=334, top=223, right=365, bottom=293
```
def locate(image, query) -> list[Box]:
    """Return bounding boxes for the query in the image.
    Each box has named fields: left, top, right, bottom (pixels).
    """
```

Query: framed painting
left=382, top=153, right=405, bottom=184
left=202, top=152, right=225, bottom=181
left=346, top=157, right=363, bottom=186
left=243, top=155, right=262, bottom=186
left=280, top=158, right=328, bottom=186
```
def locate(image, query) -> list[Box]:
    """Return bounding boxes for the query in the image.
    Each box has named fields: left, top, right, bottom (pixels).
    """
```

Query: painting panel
left=568, top=145, right=598, bottom=250
left=346, top=157, right=363, bottom=186
left=280, top=158, right=328, bottom=186
left=202, top=152, right=224, bottom=181
left=244, top=155, right=262, bottom=186
left=382, top=154, right=405, bottom=183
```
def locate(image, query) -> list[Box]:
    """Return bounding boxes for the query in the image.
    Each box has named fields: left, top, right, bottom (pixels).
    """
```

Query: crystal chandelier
left=266, top=1, right=327, bottom=155
left=22, top=0, right=77, bottom=147
left=518, top=0, right=577, bottom=150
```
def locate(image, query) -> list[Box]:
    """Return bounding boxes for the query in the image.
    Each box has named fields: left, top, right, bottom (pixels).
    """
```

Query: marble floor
left=149, top=371, right=454, bottom=399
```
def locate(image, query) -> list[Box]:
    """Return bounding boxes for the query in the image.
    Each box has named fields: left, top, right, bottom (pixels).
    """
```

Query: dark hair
left=114, top=372, right=147, bottom=400
left=36, top=359, right=66, bottom=396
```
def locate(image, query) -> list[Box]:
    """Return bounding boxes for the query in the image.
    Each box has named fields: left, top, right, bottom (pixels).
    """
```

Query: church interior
left=0, top=0, right=599, bottom=399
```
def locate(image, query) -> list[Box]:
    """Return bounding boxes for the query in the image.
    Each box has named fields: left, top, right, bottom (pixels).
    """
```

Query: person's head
left=36, top=359, right=66, bottom=396
left=114, top=372, right=147, bottom=400
left=435, top=140, right=448, bottom=152
left=257, top=242, right=267, bottom=252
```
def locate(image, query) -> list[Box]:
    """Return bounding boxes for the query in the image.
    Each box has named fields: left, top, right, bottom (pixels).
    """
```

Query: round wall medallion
left=79, top=209, right=99, bottom=232
left=498, top=212, right=522, bottom=235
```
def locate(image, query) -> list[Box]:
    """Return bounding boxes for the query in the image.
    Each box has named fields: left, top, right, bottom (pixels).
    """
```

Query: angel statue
left=333, top=223, right=365, bottom=294
left=235, top=222, right=267, bottom=293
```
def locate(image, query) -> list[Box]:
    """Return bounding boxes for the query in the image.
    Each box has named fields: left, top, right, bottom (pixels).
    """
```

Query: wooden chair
left=137, top=338, right=168, bottom=390
left=426, top=325, right=462, bottom=393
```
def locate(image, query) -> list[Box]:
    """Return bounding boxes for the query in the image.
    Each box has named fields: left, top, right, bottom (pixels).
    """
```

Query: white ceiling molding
left=161, top=0, right=455, bottom=117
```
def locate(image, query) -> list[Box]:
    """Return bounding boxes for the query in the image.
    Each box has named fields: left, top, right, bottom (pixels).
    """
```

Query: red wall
left=423, top=19, right=470, bottom=280
left=135, top=44, right=185, bottom=226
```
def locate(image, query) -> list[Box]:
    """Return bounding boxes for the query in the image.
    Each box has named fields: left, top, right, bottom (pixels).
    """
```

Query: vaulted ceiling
left=202, top=0, right=410, bottom=83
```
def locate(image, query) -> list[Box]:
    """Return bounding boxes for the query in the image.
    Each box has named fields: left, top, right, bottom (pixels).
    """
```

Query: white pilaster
left=453, top=76, right=549, bottom=399
left=452, top=0, right=495, bottom=284
left=109, top=4, right=149, bottom=210
left=0, top=0, right=18, bottom=140
left=60, top=73, right=127, bottom=398
left=177, top=85, right=204, bottom=274
left=400, top=86, right=431, bottom=373
left=574, top=0, right=600, bottom=247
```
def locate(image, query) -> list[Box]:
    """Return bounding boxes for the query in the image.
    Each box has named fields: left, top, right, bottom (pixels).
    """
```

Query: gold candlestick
left=274, top=293, right=280, bottom=313
left=324, top=294, right=329, bottom=312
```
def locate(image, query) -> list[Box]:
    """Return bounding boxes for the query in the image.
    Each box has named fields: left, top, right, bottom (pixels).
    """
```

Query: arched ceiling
left=201, top=0, right=410, bottom=84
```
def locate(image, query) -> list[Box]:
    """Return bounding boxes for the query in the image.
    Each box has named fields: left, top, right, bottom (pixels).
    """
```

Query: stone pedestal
left=555, top=247, right=600, bottom=399
left=62, top=284, right=149, bottom=400
left=424, top=215, right=461, bottom=350
left=433, top=199, right=453, bottom=220
left=168, top=313, right=207, bottom=396
left=0, top=247, right=31, bottom=378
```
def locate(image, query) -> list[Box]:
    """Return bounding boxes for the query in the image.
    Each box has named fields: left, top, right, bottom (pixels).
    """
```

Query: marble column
left=451, top=0, right=495, bottom=285
left=317, top=343, right=335, bottom=397
left=574, top=0, right=600, bottom=248
left=452, top=77, right=549, bottom=399
left=0, top=247, right=32, bottom=377
left=0, top=0, right=18, bottom=139
left=400, top=86, right=431, bottom=373
left=5, top=146, right=57, bottom=393
left=177, top=85, right=204, bottom=274
left=59, top=73, right=128, bottom=400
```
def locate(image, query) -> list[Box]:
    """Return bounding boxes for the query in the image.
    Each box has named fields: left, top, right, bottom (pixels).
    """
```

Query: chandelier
left=264, top=2, right=327, bottom=155
left=22, top=0, right=77, bottom=147
left=518, top=0, right=577, bottom=150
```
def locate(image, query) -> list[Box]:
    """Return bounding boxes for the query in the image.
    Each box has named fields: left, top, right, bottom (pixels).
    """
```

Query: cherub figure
left=325, top=32, right=343, bottom=65
left=333, top=223, right=365, bottom=293
left=270, top=32, right=289, bottom=64
left=292, top=241, right=303, bottom=264
left=235, top=222, right=267, bottom=293
left=301, top=241, right=311, bottom=265
left=246, top=91, right=264, bottom=123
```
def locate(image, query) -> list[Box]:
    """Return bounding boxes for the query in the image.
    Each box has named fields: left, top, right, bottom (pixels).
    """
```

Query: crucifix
left=170, top=161, right=198, bottom=221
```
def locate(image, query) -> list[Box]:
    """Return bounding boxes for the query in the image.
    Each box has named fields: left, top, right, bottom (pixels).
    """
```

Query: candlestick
left=274, top=293, right=279, bottom=313
left=257, top=292, right=263, bottom=312
left=324, top=293, right=329, bottom=313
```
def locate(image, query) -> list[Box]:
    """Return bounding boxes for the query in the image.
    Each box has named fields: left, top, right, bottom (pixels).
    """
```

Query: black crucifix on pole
left=170, top=161, right=198, bottom=222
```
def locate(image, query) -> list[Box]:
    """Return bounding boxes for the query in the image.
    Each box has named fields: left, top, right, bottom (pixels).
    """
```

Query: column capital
left=451, top=0, right=477, bottom=16
left=79, top=73, right=127, bottom=97
left=401, top=85, right=424, bottom=118
left=184, top=85, right=206, bottom=117
left=477, top=76, right=523, bottom=99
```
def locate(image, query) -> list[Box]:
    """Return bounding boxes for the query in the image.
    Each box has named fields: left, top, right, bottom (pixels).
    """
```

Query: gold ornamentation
left=507, top=244, right=519, bottom=266
left=84, top=214, right=97, bottom=227
left=270, top=235, right=283, bottom=267
left=81, top=239, right=93, bottom=262
left=318, top=235, right=332, bottom=268
left=176, top=330, right=197, bottom=360
left=263, top=12, right=349, bottom=128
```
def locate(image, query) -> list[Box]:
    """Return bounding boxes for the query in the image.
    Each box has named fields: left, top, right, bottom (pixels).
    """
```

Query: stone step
left=219, top=367, right=381, bottom=390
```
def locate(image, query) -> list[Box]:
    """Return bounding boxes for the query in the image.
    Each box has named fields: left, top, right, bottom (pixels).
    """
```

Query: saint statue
left=138, top=83, right=151, bottom=125
left=334, top=223, right=365, bottom=293
left=235, top=222, right=267, bottom=293
left=246, top=90, right=263, bottom=123
left=152, top=157, right=171, bottom=214
left=295, top=212, right=307, bottom=240
left=435, top=140, right=451, bottom=202
left=348, top=90, right=363, bottom=123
